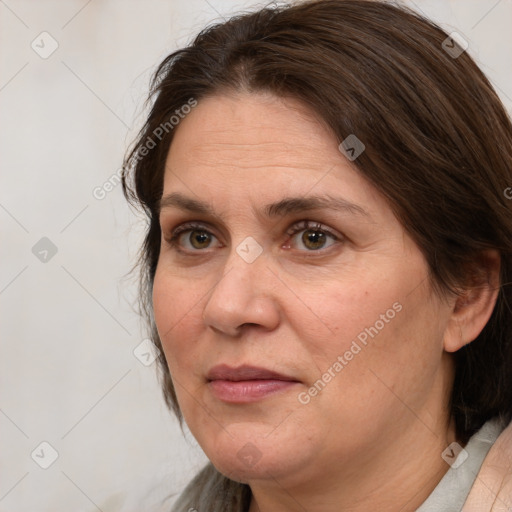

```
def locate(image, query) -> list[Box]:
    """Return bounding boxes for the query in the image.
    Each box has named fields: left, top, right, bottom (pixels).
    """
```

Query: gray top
left=416, top=417, right=506, bottom=512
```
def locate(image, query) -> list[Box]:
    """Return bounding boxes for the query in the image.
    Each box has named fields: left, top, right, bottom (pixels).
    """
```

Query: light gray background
left=1, top=1, right=511, bottom=511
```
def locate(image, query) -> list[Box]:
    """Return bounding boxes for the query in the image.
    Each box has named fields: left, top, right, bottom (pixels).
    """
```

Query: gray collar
left=416, top=418, right=506, bottom=512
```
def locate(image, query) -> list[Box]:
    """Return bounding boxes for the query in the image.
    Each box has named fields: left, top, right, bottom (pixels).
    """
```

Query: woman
left=122, top=1, right=512, bottom=510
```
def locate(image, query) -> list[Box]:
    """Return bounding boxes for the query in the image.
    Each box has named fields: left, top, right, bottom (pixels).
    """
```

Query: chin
left=199, top=429, right=303, bottom=485
left=210, top=451, right=288, bottom=484
left=182, top=398, right=318, bottom=483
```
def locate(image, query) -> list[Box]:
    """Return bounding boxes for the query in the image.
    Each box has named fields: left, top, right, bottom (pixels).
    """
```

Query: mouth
left=206, top=364, right=301, bottom=403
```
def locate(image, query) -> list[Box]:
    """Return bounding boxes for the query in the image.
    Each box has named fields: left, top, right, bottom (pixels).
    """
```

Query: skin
left=152, top=91, right=500, bottom=511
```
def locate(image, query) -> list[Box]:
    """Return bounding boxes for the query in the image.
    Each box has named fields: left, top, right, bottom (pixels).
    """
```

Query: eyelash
left=164, top=220, right=342, bottom=254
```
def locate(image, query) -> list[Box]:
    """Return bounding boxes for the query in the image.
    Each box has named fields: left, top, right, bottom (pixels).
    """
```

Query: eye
left=164, top=220, right=342, bottom=254
left=165, top=222, right=220, bottom=252
left=285, top=220, right=341, bottom=251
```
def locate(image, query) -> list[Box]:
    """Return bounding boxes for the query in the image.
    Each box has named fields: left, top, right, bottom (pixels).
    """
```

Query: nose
left=201, top=247, right=281, bottom=337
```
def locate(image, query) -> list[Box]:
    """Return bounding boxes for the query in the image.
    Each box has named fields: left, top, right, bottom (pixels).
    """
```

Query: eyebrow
left=158, top=192, right=370, bottom=219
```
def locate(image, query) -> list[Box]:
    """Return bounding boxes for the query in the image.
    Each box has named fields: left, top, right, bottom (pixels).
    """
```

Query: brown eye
left=187, top=229, right=212, bottom=249
left=301, top=229, right=328, bottom=250
left=287, top=220, right=340, bottom=252
left=166, top=222, right=219, bottom=252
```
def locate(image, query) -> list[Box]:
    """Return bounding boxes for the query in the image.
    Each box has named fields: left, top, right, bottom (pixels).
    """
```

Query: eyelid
left=170, top=221, right=214, bottom=238
left=285, top=220, right=341, bottom=240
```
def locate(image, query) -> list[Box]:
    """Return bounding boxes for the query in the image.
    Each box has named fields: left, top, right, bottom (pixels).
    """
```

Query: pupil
left=191, top=230, right=210, bottom=248
left=303, top=229, right=325, bottom=249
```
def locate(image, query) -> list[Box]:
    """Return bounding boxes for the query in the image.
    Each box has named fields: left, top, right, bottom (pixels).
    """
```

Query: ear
left=443, top=250, right=501, bottom=353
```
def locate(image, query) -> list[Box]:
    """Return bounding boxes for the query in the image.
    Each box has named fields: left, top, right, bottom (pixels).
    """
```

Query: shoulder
left=462, top=417, right=512, bottom=511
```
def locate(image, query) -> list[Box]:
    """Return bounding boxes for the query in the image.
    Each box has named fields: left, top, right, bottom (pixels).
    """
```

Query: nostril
left=239, top=322, right=260, bottom=330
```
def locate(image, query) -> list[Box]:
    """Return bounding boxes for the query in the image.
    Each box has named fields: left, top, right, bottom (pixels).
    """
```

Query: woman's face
left=153, top=92, right=455, bottom=488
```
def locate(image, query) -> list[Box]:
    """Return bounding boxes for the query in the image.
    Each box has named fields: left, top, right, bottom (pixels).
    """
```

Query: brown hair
left=122, top=0, right=512, bottom=446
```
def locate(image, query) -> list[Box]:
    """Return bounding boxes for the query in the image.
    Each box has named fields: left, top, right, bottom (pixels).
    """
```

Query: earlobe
left=443, top=250, right=501, bottom=353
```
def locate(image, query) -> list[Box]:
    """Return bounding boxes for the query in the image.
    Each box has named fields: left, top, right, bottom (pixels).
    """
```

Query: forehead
left=160, top=92, right=390, bottom=223
left=165, top=92, right=337, bottom=171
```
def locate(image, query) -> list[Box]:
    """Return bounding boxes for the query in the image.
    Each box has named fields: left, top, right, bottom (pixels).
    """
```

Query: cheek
left=331, top=280, right=446, bottom=404
left=152, top=273, right=209, bottom=422
left=152, top=270, right=203, bottom=372
left=299, top=275, right=401, bottom=360
left=301, top=260, right=443, bottom=392
left=301, top=283, right=446, bottom=450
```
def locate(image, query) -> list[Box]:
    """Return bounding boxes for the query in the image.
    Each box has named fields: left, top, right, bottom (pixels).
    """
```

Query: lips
left=206, top=364, right=300, bottom=403
left=206, top=364, right=298, bottom=382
